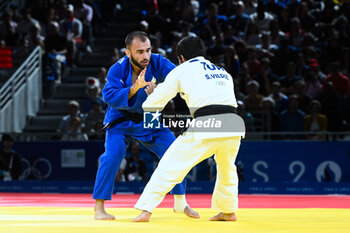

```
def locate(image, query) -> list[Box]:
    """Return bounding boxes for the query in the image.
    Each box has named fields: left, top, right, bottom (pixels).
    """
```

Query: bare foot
left=95, top=210, right=116, bottom=220
left=209, top=212, right=237, bottom=221
left=183, top=206, right=200, bottom=219
left=94, top=199, right=115, bottom=220
left=133, top=210, right=152, bottom=222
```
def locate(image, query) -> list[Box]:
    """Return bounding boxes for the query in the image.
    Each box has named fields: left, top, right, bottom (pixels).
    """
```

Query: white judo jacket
left=142, top=56, right=245, bottom=138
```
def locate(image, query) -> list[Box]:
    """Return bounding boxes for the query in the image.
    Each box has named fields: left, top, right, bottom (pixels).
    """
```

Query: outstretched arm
left=142, top=68, right=180, bottom=111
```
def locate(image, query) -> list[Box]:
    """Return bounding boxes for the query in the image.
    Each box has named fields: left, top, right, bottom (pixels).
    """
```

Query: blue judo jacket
left=102, top=54, right=175, bottom=137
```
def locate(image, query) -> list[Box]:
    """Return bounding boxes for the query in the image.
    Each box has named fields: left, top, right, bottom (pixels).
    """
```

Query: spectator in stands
left=236, top=64, right=252, bottom=95
left=202, top=2, right=227, bottom=36
left=59, top=4, right=82, bottom=67
left=122, top=140, right=147, bottom=182
left=207, top=33, right=227, bottom=64
left=277, top=6, right=290, bottom=33
left=323, top=62, right=350, bottom=97
left=234, top=39, right=248, bottom=62
left=82, top=77, right=105, bottom=113
left=256, top=31, right=278, bottom=56
left=304, top=100, right=327, bottom=140
left=179, top=21, right=197, bottom=39
left=97, top=67, right=107, bottom=90
left=294, top=80, right=312, bottom=113
left=8, top=3, right=22, bottom=22
left=0, top=10, right=20, bottom=47
left=271, top=36, right=296, bottom=76
left=250, top=2, right=274, bottom=32
left=253, top=58, right=278, bottom=96
left=178, top=0, right=197, bottom=23
left=320, top=31, right=344, bottom=70
left=305, top=71, right=323, bottom=99
left=28, top=24, right=45, bottom=53
left=0, top=134, right=22, bottom=181
left=73, top=0, right=94, bottom=53
left=149, top=35, right=166, bottom=57
left=244, top=46, right=260, bottom=77
left=333, top=15, right=350, bottom=53
left=228, top=1, right=250, bottom=38
left=244, top=80, right=264, bottom=112
left=223, top=25, right=238, bottom=46
left=44, top=21, right=68, bottom=83
left=308, top=58, right=326, bottom=81
left=294, top=53, right=308, bottom=77
left=143, top=1, right=165, bottom=35
left=280, top=95, right=305, bottom=139
left=289, top=17, right=304, bottom=48
left=245, top=21, right=260, bottom=46
left=17, top=8, right=39, bottom=37
left=61, top=116, right=88, bottom=141
left=116, top=157, right=127, bottom=182
left=261, top=97, right=280, bottom=133
left=42, top=6, right=61, bottom=35
left=84, top=100, right=105, bottom=136
left=297, top=2, right=315, bottom=32
left=166, top=32, right=182, bottom=65
left=57, top=100, right=85, bottom=136
left=268, top=81, right=288, bottom=112
left=106, top=48, right=120, bottom=68
left=269, top=19, right=285, bottom=47
left=223, top=45, right=240, bottom=79
left=279, top=62, right=302, bottom=95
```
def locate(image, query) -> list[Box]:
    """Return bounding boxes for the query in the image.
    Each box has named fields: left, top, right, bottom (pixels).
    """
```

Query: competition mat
left=1, top=193, right=350, bottom=233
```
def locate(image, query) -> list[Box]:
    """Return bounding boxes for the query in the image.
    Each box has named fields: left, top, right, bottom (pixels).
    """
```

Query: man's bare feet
left=209, top=212, right=237, bottom=221
left=183, top=206, right=200, bottom=219
left=132, top=210, right=152, bottom=222
left=94, top=199, right=115, bottom=220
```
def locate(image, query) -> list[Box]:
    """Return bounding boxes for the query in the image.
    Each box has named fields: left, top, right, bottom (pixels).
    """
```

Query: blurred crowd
left=0, top=0, right=113, bottom=141
left=0, top=0, right=113, bottom=82
left=134, top=0, right=350, bottom=140
left=1, top=0, right=350, bottom=141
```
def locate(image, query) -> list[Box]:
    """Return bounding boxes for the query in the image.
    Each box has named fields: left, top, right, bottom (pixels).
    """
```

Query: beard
left=130, top=53, right=149, bottom=69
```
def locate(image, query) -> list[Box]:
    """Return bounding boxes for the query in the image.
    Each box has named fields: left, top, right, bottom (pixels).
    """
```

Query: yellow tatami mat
left=1, top=207, right=350, bottom=233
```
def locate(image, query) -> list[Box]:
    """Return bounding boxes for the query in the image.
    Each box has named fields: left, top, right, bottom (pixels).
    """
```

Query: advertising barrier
left=1, top=141, right=349, bottom=194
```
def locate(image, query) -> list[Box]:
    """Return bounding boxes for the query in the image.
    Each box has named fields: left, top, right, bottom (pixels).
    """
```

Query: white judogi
left=135, top=56, right=245, bottom=213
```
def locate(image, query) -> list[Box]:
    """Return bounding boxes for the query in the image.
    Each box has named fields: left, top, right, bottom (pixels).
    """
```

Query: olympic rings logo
left=216, top=81, right=226, bottom=86
left=20, top=158, right=52, bottom=180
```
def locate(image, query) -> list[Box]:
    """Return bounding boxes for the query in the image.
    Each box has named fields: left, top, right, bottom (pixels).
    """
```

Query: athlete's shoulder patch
left=118, top=57, right=126, bottom=64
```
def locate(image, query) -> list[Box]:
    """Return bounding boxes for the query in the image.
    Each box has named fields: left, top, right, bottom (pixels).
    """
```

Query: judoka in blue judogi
left=93, top=31, right=199, bottom=220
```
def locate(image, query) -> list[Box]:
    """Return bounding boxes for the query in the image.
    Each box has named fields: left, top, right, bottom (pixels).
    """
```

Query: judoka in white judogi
left=133, top=36, right=245, bottom=222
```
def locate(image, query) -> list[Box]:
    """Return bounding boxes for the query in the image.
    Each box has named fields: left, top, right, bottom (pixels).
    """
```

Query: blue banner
left=237, top=141, right=350, bottom=183
left=6, top=141, right=350, bottom=184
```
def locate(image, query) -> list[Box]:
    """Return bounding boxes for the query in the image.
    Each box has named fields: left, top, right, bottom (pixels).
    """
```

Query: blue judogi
left=93, top=54, right=186, bottom=200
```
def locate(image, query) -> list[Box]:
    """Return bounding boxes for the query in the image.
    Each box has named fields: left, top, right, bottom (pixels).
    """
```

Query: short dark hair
left=176, top=36, right=206, bottom=60
left=125, top=31, right=150, bottom=49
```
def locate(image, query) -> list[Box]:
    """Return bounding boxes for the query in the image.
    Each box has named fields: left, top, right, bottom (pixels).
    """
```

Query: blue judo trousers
left=93, top=54, right=186, bottom=200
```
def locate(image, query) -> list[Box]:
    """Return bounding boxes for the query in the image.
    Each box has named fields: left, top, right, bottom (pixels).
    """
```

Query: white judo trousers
left=134, top=133, right=241, bottom=213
